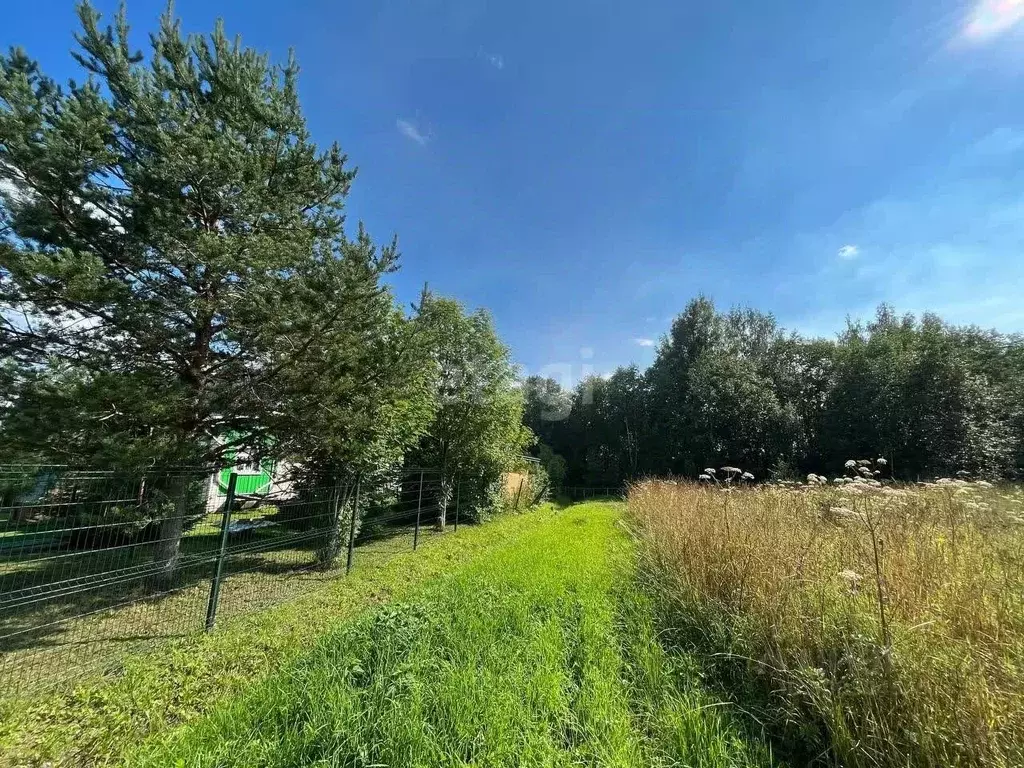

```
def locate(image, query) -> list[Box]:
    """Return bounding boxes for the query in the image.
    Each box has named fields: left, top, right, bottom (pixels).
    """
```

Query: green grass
left=0, top=515, right=445, bottom=698
left=123, top=502, right=774, bottom=768
left=0, top=507, right=561, bottom=767
left=630, top=480, right=1024, bottom=768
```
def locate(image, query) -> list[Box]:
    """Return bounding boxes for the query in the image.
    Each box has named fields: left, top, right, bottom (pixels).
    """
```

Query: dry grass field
left=629, top=474, right=1024, bottom=767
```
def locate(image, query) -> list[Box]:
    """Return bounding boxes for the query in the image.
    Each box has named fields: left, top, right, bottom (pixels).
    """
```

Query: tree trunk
left=153, top=474, right=190, bottom=588
left=436, top=476, right=453, bottom=532
left=318, top=477, right=354, bottom=569
left=318, top=483, right=344, bottom=568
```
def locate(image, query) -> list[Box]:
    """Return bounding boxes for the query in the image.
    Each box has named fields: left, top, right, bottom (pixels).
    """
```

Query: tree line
left=0, top=5, right=532, bottom=571
left=525, top=297, right=1024, bottom=486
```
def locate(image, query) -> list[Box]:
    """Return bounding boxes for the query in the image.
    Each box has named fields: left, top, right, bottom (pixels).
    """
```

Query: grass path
left=0, top=507, right=568, bottom=767
left=126, top=502, right=775, bottom=767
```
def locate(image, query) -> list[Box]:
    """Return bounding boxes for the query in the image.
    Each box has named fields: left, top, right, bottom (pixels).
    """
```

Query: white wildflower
left=839, top=569, right=863, bottom=590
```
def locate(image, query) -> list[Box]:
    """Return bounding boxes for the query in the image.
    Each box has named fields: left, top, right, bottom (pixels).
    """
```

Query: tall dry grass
left=629, top=478, right=1024, bottom=767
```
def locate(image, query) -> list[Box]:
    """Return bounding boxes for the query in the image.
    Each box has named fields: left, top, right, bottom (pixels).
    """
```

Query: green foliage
left=537, top=442, right=567, bottom=488
left=822, top=309, right=1020, bottom=478
left=0, top=3, right=448, bottom=575
left=0, top=7, right=557, bottom=545
left=271, top=234, right=437, bottom=481
left=411, top=293, right=533, bottom=524
left=531, top=297, right=1024, bottom=485
left=0, top=2, right=388, bottom=468
left=522, top=375, right=572, bottom=448
left=526, top=460, right=551, bottom=504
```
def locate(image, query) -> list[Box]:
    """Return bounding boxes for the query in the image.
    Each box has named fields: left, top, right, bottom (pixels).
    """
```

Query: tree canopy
left=525, top=298, right=1024, bottom=485
left=0, top=3, right=532, bottom=573
left=410, top=294, right=533, bottom=524
left=0, top=3, right=386, bottom=469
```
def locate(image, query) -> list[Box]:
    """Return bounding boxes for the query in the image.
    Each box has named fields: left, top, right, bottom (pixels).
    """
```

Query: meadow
left=122, top=501, right=773, bottom=767
left=0, top=507, right=550, bottom=766
left=5, top=484, right=1021, bottom=767
left=3, top=501, right=776, bottom=767
left=629, top=475, right=1024, bottom=768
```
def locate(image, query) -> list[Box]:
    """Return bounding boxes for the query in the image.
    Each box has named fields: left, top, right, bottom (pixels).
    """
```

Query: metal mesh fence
left=0, top=465, right=459, bottom=699
left=558, top=485, right=627, bottom=501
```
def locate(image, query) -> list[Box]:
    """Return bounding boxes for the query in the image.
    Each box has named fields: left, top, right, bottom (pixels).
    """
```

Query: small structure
left=203, top=446, right=294, bottom=512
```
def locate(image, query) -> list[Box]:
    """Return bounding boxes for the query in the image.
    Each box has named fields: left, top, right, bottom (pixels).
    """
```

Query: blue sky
left=5, top=0, right=1024, bottom=379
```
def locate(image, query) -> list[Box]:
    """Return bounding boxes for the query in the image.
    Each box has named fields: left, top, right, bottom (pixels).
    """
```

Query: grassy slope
left=0, top=507, right=566, bottom=767
left=128, top=502, right=774, bottom=768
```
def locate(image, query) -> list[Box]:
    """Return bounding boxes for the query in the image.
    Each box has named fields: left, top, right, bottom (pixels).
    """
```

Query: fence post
left=514, top=475, right=525, bottom=510
left=453, top=476, right=461, bottom=533
left=346, top=474, right=360, bottom=574
left=205, top=471, right=237, bottom=632
left=413, top=469, right=424, bottom=550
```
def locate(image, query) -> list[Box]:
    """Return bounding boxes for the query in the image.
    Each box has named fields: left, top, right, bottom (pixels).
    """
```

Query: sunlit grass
left=125, top=503, right=774, bottom=768
left=629, top=479, right=1024, bottom=767
left=0, top=508, right=556, bottom=766
left=0, top=519, right=444, bottom=699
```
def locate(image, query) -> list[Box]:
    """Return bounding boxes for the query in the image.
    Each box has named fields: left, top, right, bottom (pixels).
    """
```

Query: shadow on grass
left=0, top=519, right=424, bottom=657
left=551, top=494, right=624, bottom=510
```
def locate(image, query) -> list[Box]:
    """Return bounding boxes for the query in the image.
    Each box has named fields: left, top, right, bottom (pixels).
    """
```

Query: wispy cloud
left=633, top=337, right=656, bottom=348
left=837, top=244, right=859, bottom=260
left=968, top=126, right=1024, bottom=157
left=962, top=0, right=1024, bottom=42
left=396, top=118, right=429, bottom=146
left=779, top=179, right=1024, bottom=337
left=477, top=48, right=505, bottom=70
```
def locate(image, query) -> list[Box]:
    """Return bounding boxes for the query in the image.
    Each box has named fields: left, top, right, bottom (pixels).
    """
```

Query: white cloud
left=477, top=48, right=505, bottom=70
left=396, top=118, right=429, bottom=146
left=633, top=337, right=656, bottom=348
left=962, top=0, right=1024, bottom=42
left=837, top=244, right=859, bottom=260
left=779, top=181, right=1024, bottom=337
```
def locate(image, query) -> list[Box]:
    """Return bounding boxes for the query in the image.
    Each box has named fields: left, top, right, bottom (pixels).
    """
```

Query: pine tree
left=0, top=3, right=401, bottom=577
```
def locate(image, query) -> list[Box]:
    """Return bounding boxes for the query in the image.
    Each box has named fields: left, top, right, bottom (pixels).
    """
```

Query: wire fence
left=558, top=485, right=627, bottom=501
left=0, top=464, right=463, bottom=699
